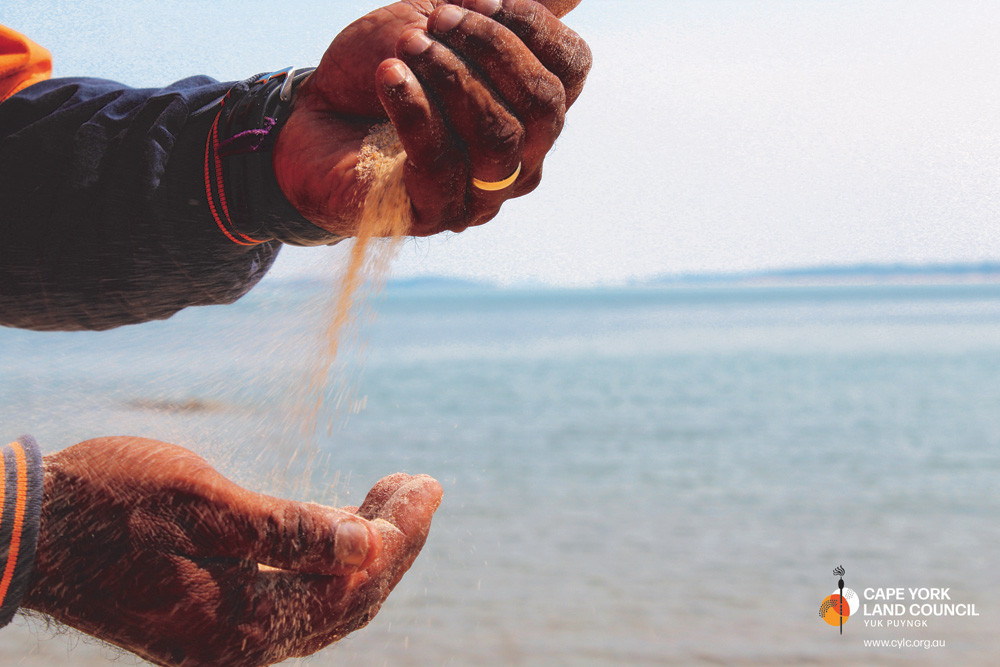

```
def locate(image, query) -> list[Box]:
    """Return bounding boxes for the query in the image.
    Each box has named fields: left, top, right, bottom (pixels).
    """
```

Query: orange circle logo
left=819, top=588, right=858, bottom=626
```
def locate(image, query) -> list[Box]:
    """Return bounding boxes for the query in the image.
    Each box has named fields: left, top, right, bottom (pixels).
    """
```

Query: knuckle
left=520, top=1, right=545, bottom=29
left=537, top=110, right=565, bottom=144
left=456, top=14, right=500, bottom=52
left=478, top=115, right=524, bottom=162
left=580, top=39, right=594, bottom=76
left=424, top=44, right=464, bottom=85
left=468, top=206, right=502, bottom=228
left=551, top=33, right=593, bottom=103
left=513, top=169, right=542, bottom=196
left=406, top=170, right=466, bottom=236
left=523, top=74, right=567, bottom=138
left=527, top=72, right=566, bottom=112
left=568, top=34, right=594, bottom=77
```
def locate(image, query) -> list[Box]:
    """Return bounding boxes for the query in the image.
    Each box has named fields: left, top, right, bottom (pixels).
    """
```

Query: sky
left=6, top=0, right=1000, bottom=286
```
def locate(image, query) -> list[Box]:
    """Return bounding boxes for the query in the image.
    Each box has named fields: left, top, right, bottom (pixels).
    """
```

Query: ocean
left=2, top=279, right=999, bottom=665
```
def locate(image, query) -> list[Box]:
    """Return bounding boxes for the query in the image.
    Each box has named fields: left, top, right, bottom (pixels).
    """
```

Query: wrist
left=207, top=67, right=344, bottom=247
left=0, top=437, right=44, bottom=626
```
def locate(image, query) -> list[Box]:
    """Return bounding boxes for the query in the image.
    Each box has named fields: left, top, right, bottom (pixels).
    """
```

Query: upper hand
left=22, top=437, right=442, bottom=667
left=272, top=0, right=591, bottom=236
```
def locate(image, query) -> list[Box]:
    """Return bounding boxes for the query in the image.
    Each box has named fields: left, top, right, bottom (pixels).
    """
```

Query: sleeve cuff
left=206, top=67, right=344, bottom=248
left=0, top=436, right=43, bottom=627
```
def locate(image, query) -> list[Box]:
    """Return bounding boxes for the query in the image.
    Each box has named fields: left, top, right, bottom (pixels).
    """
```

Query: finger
left=249, top=475, right=444, bottom=651
left=429, top=4, right=566, bottom=169
left=463, top=0, right=593, bottom=106
left=375, top=59, right=469, bottom=235
left=355, top=472, right=420, bottom=520
left=397, top=29, right=524, bottom=189
left=537, top=0, right=582, bottom=18
left=367, top=474, right=444, bottom=543
left=318, top=475, right=443, bottom=622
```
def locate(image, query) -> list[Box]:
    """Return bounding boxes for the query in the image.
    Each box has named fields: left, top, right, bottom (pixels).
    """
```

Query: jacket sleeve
left=0, top=70, right=340, bottom=331
left=0, top=436, right=43, bottom=628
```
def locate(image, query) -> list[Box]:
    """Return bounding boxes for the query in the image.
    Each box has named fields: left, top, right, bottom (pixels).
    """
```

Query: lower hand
left=273, top=0, right=591, bottom=236
left=22, top=437, right=442, bottom=667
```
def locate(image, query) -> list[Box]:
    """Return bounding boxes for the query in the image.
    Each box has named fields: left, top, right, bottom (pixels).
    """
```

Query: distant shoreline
left=263, top=261, right=1000, bottom=291
left=645, top=261, right=1000, bottom=288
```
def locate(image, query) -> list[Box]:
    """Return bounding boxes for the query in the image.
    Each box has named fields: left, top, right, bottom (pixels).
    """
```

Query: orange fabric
left=0, top=24, right=52, bottom=102
left=0, top=441, right=28, bottom=608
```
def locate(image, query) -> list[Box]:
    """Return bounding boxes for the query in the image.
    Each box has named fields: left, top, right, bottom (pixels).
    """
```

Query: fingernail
left=433, top=5, right=465, bottom=33
left=383, top=62, right=408, bottom=87
left=402, top=31, right=434, bottom=57
left=334, top=521, right=370, bottom=567
left=462, top=0, right=502, bottom=16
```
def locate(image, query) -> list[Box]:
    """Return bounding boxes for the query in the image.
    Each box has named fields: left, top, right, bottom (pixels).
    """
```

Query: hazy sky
left=7, top=0, right=1000, bottom=285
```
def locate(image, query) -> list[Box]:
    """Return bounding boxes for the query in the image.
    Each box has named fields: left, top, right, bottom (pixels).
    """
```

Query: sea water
left=2, top=281, right=999, bottom=665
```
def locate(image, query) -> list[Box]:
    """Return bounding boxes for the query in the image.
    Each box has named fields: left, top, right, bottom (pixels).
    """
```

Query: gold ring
left=471, top=163, right=521, bottom=192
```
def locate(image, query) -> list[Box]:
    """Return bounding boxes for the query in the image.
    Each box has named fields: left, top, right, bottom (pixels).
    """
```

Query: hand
left=273, top=0, right=591, bottom=236
left=22, top=437, right=443, bottom=667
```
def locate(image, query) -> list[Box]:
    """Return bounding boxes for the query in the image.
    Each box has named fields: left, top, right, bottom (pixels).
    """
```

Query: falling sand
left=274, top=122, right=412, bottom=496
left=311, top=122, right=410, bottom=423
left=294, top=0, right=579, bottom=445
left=262, top=0, right=582, bottom=502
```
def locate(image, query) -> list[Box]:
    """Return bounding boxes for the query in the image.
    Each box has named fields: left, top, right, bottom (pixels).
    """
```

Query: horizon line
left=263, top=259, right=1000, bottom=289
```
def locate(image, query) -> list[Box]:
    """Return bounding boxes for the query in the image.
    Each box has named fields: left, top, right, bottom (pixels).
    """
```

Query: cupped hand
left=273, top=0, right=591, bottom=236
left=22, top=437, right=442, bottom=667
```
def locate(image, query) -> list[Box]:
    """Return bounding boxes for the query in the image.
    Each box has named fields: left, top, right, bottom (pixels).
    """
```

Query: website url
left=863, top=639, right=946, bottom=650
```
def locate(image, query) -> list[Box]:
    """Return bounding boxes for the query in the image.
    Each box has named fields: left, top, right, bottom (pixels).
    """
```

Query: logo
left=820, top=565, right=858, bottom=634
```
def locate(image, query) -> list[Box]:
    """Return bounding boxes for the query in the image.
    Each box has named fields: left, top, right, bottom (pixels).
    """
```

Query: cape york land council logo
left=819, top=564, right=980, bottom=645
left=819, top=565, right=858, bottom=634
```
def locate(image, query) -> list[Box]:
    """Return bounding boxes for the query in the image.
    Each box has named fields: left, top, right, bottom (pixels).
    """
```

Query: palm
left=24, top=437, right=443, bottom=666
left=272, top=2, right=436, bottom=236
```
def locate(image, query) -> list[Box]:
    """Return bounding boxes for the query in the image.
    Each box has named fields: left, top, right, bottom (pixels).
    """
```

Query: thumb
left=209, top=489, right=383, bottom=575
left=134, top=474, right=381, bottom=576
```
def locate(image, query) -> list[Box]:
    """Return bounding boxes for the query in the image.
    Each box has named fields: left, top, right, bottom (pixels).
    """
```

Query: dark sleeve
left=0, top=436, right=43, bottom=628
left=0, top=71, right=338, bottom=331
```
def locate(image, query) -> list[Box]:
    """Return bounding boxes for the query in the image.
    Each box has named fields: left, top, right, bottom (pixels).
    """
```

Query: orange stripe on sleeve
left=0, top=444, right=6, bottom=560
left=1, top=24, right=53, bottom=103
left=0, top=441, right=28, bottom=608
